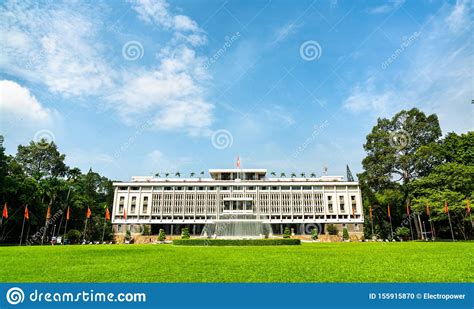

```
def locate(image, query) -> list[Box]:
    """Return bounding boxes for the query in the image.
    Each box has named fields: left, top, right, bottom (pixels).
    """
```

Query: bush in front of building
left=311, top=229, right=318, bottom=240
left=181, top=228, right=190, bottom=239
left=142, top=225, right=151, bottom=236
left=327, top=224, right=339, bottom=235
left=173, top=239, right=301, bottom=246
left=158, top=229, right=166, bottom=242
left=66, top=229, right=81, bottom=244
left=343, top=228, right=349, bottom=240
left=396, top=226, right=410, bottom=241
left=283, top=227, right=291, bottom=238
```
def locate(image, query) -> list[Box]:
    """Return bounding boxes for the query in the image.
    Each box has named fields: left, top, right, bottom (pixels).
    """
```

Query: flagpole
left=407, top=200, right=414, bottom=240
left=101, top=216, right=107, bottom=243
left=82, top=218, right=88, bottom=244
left=19, top=212, right=26, bottom=246
left=63, top=217, right=68, bottom=243
left=447, top=210, right=455, bottom=241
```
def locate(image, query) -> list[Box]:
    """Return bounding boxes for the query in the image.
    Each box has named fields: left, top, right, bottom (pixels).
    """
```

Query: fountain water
left=202, top=214, right=273, bottom=239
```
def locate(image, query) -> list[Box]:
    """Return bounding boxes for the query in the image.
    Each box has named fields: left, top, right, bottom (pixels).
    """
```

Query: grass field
left=0, top=242, right=472, bottom=282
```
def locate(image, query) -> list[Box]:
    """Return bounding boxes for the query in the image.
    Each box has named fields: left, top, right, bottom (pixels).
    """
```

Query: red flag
left=24, top=206, right=29, bottom=220
left=444, top=201, right=449, bottom=214
left=352, top=205, right=356, bottom=218
left=46, top=206, right=51, bottom=219
left=2, top=203, right=8, bottom=219
left=105, top=207, right=110, bottom=221
left=236, top=156, right=241, bottom=168
left=406, top=203, right=410, bottom=216
left=426, top=203, right=430, bottom=216
left=387, top=204, right=391, bottom=218
left=369, top=206, right=373, bottom=220
left=66, top=207, right=70, bottom=220
left=86, top=207, right=91, bottom=219
left=467, top=198, right=471, bottom=215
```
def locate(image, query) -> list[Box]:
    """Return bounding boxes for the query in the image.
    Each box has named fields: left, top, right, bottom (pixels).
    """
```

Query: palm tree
left=155, top=173, right=160, bottom=178
left=200, top=171, right=205, bottom=177
left=300, top=172, right=306, bottom=178
left=291, top=172, right=296, bottom=178
left=270, top=171, right=276, bottom=177
left=190, top=172, right=195, bottom=178
left=165, top=173, right=170, bottom=178
left=175, top=172, right=181, bottom=178
left=310, top=172, right=316, bottom=178
left=280, top=172, right=286, bottom=178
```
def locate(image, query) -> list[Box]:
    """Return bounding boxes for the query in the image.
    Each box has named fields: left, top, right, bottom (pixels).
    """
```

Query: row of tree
left=359, top=108, right=473, bottom=240
left=0, top=139, right=114, bottom=244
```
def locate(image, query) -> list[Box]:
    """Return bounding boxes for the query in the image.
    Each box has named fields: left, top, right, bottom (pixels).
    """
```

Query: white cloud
left=367, top=0, right=405, bottom=14
left=145, top=149, right=192, bottom=174
left=0, top=80, right=54, bottom=122
left=344, top=1, right=473, bottom=133
left=110, top=46, right=213, bottom=134
left=0, top=0, right=215, bottom=135
left=0, top=1, right=113, bottom=97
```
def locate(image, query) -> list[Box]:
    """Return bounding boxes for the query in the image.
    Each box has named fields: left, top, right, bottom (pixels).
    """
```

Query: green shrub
left=158, top=229, right=166, bottom=242
left=173, top=239, right=301, bottom=246
left=124, top=229, right=133, bottom=243
left=142, top=225, right=151, bottom=236
left=343, top=228, right=349, bottom=240
left=66, top=229, right=81, bottom=244
left=311, top=228, right=318, bottom=240
left=327, top=224, right=338, bottom=235
left=396, top=226, right=410, bottom=240
left=283, top=227, right=291, bottom=238
left=181, top=228, right=190, bottom=239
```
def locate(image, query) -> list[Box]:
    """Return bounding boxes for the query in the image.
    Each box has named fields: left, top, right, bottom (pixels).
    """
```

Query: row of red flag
left=2, top=203, right=111, bottom=221
left=369, top=198, right=471, bottom=219
left=2, top=199, right=470, bottom=221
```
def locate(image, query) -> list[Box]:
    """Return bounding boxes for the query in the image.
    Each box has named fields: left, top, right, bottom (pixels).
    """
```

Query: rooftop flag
left=236, top=156, right=241, bottom=168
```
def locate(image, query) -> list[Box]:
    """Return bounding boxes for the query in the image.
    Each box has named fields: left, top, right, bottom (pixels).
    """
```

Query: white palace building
left=112, top=168, right=364, bottom=237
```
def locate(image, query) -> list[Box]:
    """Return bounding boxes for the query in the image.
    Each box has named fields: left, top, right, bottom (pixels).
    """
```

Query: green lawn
left=0, top=242, right=472, bottom=282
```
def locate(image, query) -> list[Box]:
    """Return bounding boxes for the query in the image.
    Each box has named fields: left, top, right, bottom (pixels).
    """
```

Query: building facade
left=111, top=169, right=364, bottom=236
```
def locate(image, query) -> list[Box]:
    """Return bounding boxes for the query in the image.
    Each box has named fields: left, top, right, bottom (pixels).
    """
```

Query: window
left=131, top=196, right=137, bottom=213
left=131, top=186, right=140, bottom=191
left=153, top=186, right=163, bottom=190
left=142, top=196, right=148, bottom=213
left=221, top=186, right=229, bottom=191
left=327, top=196, right=333, bottom=212
left=119, top=186, right=128, bottom=190
left=175, top=186, right=182, bottom=191
left=247, top=186, right=256, bottom=191
left=187, top=186, right=194, bottom=190
left=281, top=186, right=290, bottom=190
left=271, top=186, right=279, bottom=190
left=339, top=195, right=345, bottom=211
left=119, top=196, right=125, bottom=212
left=291, top=186, right=302, bottom=190
left=260, top=186, right=269, bottom=190
left=233, top=186, right=243, bottom=191
left=198, top=186, right=205, bottom=191
left=303, top=186, right=312, bottom=190
left=208, top=186, right=215, bottom=190
left=164, top=187, right=172, bottom=191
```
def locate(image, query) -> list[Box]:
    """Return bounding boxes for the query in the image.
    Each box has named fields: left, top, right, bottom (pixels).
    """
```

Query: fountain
left=202, top=214, right=273, bottom=239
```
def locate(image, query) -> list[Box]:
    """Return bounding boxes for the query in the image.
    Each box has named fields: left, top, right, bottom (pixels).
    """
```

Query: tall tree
left=15, top=139, right=68, bottom=180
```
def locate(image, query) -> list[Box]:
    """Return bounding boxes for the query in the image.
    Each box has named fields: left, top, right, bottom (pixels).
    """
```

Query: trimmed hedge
left=173, top=238, right=301, bottom=246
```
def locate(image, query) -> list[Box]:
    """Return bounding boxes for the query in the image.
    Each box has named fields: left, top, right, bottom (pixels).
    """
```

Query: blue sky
left=0, top=0, right=472, bottom=180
